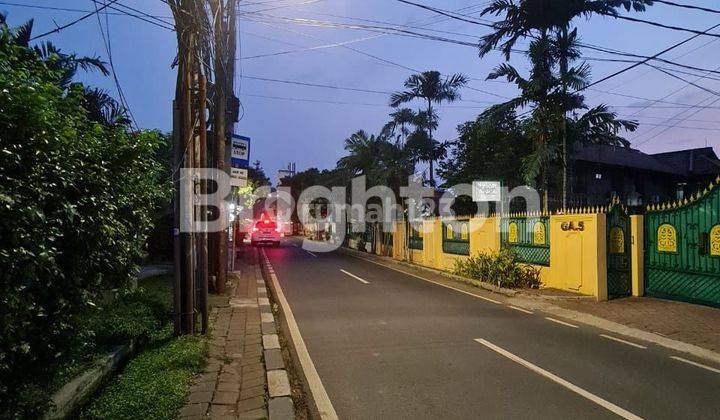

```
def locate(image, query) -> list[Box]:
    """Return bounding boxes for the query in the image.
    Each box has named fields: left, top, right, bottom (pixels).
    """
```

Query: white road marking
left=305, top=250, right=317, bottom=258
left=670, top=356, right=720, bottom=374
left=545, top=317, right=579, bottom=328
left=340, top=269, right=370, bottom=284
left=352, top=255, right=502, bottom=304
left=475, top=338, right=643, bottom=420
left=261, top=250, right=339, bottom=420
left=600, top=334, right=647, bottom=349
left=509, top=305, right=533, bottom=314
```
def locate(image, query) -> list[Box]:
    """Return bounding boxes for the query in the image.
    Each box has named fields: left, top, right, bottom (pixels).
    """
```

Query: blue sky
left=5, top=1, right=720, bottom=182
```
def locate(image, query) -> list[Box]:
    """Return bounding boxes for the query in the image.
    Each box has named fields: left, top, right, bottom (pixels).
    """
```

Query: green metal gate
left=607, top=202, right=631, bottom=297
left=645, top=177, right=720, bottom=307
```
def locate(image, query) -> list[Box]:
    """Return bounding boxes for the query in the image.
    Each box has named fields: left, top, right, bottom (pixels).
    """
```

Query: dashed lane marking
left=670, top=356, right=720, bottom=374
left=350, top=255, right=502, bottom=304
left=475, top=338, right=643, bottom=420
left=545, top=317, right=579, bottom=329
left=340, top=269, right=370, bottom=284
left=600, top=334, right=647, bottom=349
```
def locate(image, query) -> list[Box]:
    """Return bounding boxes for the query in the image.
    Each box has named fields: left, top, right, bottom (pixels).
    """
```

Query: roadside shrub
left=454, top=249, right=542, bottom=289
left=81, top=328, right=206, bottom=420
left=0, top=28, right=169, bottom=415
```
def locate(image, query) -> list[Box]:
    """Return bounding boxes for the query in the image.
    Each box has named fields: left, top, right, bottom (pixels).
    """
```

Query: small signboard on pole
left=230, top=167, right=248, bottom=187
left=231, top=134, right=250, bottom=168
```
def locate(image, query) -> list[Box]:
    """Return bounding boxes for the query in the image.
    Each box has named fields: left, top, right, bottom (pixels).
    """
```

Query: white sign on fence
left=472, top=181, right=502, bottom=202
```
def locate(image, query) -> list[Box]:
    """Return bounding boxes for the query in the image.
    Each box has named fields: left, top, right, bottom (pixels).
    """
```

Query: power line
left=604, top=13, right=720, bottom=39
left=99, top=0, right=175, bottom=31
left=576, top=22, right=720, bottom=92
left=243, top=75, right=392, bottom=94
left=94, top=0, right=139, bottom=130
left=393, top=0, right=493, bottom=27
left=653, top=0, right=720, bottom=14
left=246, top=19, right=510, bottom=99
left=240, top=92, right=492, bottom=108
left=29, top=0, right=120, bottom=40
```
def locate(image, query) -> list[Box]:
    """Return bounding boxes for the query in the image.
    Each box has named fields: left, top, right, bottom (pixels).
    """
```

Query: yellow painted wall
left=547, top=214, right=607, bottom=301
left=441, top=253, right=468, bottom=272
left=631, top=215, right=644, bottom=297
left=389, top=213, right=608, bottom=301
left=469, top=217, right=501, bottom=255
left=392, top=221, right=406, bottom=261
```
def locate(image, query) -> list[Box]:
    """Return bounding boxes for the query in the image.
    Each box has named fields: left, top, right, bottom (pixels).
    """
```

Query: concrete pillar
left=631, top=215, right=645, bottom=297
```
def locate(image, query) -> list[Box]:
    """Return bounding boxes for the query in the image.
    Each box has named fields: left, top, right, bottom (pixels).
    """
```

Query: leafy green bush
left=453, top=249, right=542, bottom=289
left=81, top=328, right=206, bottom=420
left=0, top=27, right=169, bottom=415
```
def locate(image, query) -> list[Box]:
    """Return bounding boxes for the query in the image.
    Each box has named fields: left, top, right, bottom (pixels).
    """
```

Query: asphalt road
left=263, top=238, right=720, bottom=419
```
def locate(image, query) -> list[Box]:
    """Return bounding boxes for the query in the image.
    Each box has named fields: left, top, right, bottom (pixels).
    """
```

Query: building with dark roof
left=570, top=145, right=720, bottom=209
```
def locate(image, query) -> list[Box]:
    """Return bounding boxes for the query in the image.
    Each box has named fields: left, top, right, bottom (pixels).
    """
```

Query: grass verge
left=80, top=326, right=206, bottom=420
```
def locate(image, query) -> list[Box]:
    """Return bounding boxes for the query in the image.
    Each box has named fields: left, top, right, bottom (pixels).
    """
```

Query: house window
left=595, top=173, right=602, bottom=180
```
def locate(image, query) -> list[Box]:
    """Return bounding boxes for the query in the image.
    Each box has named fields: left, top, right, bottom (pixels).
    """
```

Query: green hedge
left=0, top=28, right=169, bottom=415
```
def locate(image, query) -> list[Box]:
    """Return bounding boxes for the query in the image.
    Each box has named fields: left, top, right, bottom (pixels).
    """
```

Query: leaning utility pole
left=169, top=0, right=214, bottom=335
left=169, top=0, right=237, bottom=334
left=210, top=0, right=227, bottom=294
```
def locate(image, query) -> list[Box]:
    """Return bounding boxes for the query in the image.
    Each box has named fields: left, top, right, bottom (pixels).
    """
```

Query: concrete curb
left=44, top=339, right=140, bottom=419
left=508, top=295, right=720, bottom=367
left=260, top=249, right=338, bottom=420
left=257, top=251, right=298, bottom=420
left=338, top=246, right=519, bottom=297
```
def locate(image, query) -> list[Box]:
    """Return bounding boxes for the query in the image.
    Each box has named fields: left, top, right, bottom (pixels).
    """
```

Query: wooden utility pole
left=169, top=0, right=237, bottom=334
left=210, top=0, right=229, bottom=293
left=198, top=73, right=209, bottom=334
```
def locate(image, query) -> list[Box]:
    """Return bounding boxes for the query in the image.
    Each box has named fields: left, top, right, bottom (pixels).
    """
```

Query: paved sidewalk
left=545, top=295, right=720, bottom=353
left=342, top=247, right=720, bottom=360
left=179, top=248, right=295, bottom=420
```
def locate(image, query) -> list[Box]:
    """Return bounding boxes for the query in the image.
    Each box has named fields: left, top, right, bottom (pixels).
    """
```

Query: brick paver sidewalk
left=179, top=248, right=294, bottom=419
left=549, top=295, right=720, bottom=353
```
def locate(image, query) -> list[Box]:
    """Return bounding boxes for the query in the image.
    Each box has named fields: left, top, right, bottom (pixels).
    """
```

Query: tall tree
left=439, top=106, right=531, bottom=214
left=381, top=108, right=416, bottom=145
left=389, top=71, right=467, bottom=186
left=479, top=1, right=647, bottom=208
left=479, top=0, right=653, bottom=59
left=487, top=33, right=637, bottom=209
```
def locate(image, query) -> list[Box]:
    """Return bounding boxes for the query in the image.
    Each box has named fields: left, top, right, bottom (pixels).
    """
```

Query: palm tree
left=488, top=34, right=637, bottom=210
left=480, top=1, right=648, bottom=208
left=389, top=71, right=467, bottom=186
left=478, top=0, right=653, bottom=59
left=82, top=87, right=131, bottom=127
left=381, top=108, right=416, bottom=145
left=1, top=15, right=129, bottom=127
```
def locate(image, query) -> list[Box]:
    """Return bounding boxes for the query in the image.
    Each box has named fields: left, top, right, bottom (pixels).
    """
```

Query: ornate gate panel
left=645, top=177, right=720, bottom=307
left=607, top=202, right=631, bottom=297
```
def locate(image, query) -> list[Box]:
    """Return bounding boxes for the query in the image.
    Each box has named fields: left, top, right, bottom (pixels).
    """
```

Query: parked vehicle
left=250, top=218, right=282, bottom=247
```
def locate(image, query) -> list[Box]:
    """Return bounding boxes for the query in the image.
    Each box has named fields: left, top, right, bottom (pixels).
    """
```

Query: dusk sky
left=6, top=0, right=720, bottom=182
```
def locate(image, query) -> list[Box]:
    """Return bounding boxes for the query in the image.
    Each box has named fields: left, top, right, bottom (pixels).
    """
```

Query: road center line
left=475, top=338, right=643, bottom=420
left=670, top=356, right=720, bottom=374
left=600, top=334, right=647, bottom=349
left=261, top=250, right=339, bottom=419
left=340, top=269, right=370, bottom=284
left=545, top=317, right=579, bottom=328
left=509, top=305, right=533, bottom=314
left=351, top=255, right=502, bottom=304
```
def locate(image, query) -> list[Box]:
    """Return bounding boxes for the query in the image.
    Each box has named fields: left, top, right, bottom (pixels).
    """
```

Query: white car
left=250, top=219, right=282, bottom=247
